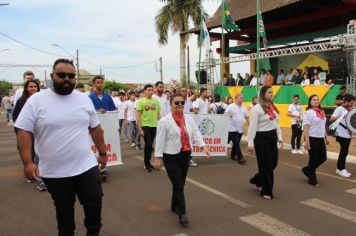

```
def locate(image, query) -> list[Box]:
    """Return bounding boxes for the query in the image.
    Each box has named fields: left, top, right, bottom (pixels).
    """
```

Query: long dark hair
left=306, top=94, right=321, bottom=110
left=259, top=85, right=279, bottom=114
left=20, top=79, right=40, bottom=107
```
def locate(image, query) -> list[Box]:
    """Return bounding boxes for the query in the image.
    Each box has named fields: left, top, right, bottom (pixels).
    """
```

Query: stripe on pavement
left=301, top=198, right=356, bottom=224
left=345, top=188, right=356, bottom=195
left=133, top=156, right=250, bottom=208
left=239, top=212, right=311, bottom=236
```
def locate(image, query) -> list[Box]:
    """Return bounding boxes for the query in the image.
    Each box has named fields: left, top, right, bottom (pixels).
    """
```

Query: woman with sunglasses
left=153, top=94, right=210, bottom=226
left=248, top=85, right=283, bottom=200
left=12, top=79, right=45, bottom=190
left=302, top=94, right=328, bottom=186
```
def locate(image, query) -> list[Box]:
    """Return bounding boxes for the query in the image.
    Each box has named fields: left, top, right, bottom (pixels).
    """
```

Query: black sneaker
left=238, top=158, right=247, bottom=165
left=144, top=165, right=152, bottom=172
left=101, top=170, right=108, bottom=181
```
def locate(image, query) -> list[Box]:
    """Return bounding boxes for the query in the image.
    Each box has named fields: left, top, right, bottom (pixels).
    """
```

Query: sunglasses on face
left=174, top=101, right=185, bottom=105
left=55, top=72, right=76, bottom=79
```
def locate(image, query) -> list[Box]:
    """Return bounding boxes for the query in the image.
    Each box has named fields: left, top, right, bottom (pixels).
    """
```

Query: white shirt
left=116, top=99, right=126, bottom=119
left=301, top=79, right=310, bottom=86
left=247, top=104, right=282, bottom=147
left=313, top=79, right=321, bottom=85
left=331, top=106, right=351, bottom=139
left=154, top=113, right=206, bottom=157
left=152, top=94, right=170, bottom=118
left=184, top=98, right=192, bottom=113
left=210, top=102, right=227, bottom=114
left=14, top=89, right=100, bottom=178
left=303, top=109, right=326, bottom=138
left=192, top=97, right=209, bottom=114
left=288, top=103, right=302, bottom=125
left=249, top=77, right=257, bottom=86
left=13, top=88, right=24, bottom=106
left=225, top=103, right=249, bottom=133
left=125, top=100, right=136, bottom=121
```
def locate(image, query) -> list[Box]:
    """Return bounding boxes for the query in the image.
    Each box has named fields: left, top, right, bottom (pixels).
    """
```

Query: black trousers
left=163, top=151, right=191, bottom=214
left=143, top=126, right=157, bottom=166
left=336, top=136, right=351, bottom=170
left=307, top=137, right=327, bottom=182
left=228, top=132, right=243, bottom=160
left=291, top=124, right=303, bottom=150
left=42, top=166, right=103, bottom=236
left=251, top=130, right=278, bottom=197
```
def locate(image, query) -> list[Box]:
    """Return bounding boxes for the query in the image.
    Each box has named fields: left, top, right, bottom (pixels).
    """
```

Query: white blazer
left=154, top=113, right=206, bottom=157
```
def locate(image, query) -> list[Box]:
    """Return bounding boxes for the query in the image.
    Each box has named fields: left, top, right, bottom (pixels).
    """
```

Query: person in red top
left=154, top=94, right=209, bottom=226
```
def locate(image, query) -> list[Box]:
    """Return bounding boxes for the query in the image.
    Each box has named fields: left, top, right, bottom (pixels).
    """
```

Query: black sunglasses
left=55, top=72, right=76, bottom=79
left=174, top=101, right=185, bottom=105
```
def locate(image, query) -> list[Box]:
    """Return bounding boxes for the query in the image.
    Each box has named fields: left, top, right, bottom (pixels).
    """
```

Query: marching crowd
left=2, top=58, right=354, bottom=235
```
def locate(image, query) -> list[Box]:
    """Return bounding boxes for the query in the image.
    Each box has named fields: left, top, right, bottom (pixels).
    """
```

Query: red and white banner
left=91, top=112, right=123, bottom=166
left=190, top=114, right=229, bottom=156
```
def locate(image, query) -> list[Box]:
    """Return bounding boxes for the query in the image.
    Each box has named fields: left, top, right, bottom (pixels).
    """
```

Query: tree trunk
left=179, top=35, right=187, bottom=84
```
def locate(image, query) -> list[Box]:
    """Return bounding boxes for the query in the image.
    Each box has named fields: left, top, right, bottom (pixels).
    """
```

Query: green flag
left=257, top=11, right=267, bottom=49
left=223, top=1, right=240, bottom=31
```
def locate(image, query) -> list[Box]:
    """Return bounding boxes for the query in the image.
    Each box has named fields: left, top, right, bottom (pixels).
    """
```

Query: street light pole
left=76, top=49, right=80, bottom=81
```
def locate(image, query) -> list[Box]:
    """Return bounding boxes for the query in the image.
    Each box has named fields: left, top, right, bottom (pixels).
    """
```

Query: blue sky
left=0, top=0, right=249, bottom=84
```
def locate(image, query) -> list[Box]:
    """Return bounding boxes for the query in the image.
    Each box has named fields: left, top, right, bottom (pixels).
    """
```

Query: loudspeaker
left=195, top=70, right=207, bottom=84
left=328, top=52, right=348, bottom=85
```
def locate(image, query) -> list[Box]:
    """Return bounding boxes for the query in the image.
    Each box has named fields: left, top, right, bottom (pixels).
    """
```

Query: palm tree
left=155, top=0, right=207, bottom=84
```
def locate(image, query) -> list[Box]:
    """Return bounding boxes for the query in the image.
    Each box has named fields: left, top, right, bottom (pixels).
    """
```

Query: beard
left=53, top=80, right=75, bottom=95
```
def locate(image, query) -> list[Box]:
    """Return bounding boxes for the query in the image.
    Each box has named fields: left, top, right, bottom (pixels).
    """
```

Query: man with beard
left=152, top=81, right=170, bottom=118
left=15, top=59, right=107, bottom=236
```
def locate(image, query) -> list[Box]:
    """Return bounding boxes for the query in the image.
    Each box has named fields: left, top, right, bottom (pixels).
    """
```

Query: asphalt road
left=1, top=112, right=356, bottom=236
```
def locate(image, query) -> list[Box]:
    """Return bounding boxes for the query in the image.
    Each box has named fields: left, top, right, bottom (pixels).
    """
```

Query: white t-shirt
left=249, top=77, right=257, bottom=86
left=117, top=99, right=126, bottom=119
left=225, top=103, right=249, bottom=133
left=192, top=97, right=209, bottom=114
left=13, top=88, right=24, bottom=106
left=303, top=109, right=326, bottom=138
left=301, top=79, right=310, bottom=86
left=152, top=94, right=170, bottom=118
left=184, top=98, right=192, bottom=113
left=210, top=102, right=227, bottom=114
left=125, top=100, right=136, bottom=121
left=331, top=106, right=351, bottom=139
left=14, top=89, right=100, bottom=178
left=288, top=103, right=302, bottom=125
left=313, top=79, right=321, bottom=85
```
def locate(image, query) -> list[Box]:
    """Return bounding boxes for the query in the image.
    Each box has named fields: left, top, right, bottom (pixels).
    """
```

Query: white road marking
left=239, top=212, right=311, bottom=236
left=301, top=198, right=356, bottom=224
left=133, top=156, right=250, bottom=208
left=346, top=188, right=356, bottom=195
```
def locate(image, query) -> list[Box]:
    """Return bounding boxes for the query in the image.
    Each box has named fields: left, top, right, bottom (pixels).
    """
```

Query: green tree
left=155, top=0, right=207, bottom=83
left=103, top=81, right=131, bottom=92
left=0, top=80, right=13, bottom=95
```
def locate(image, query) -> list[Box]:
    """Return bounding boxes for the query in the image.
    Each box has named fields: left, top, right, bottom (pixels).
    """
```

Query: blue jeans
left=6, top=108, right=13, bottom=122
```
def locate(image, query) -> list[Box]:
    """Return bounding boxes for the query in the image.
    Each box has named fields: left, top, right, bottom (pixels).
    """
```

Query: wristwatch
left=99, top=152, right=107, bottom=156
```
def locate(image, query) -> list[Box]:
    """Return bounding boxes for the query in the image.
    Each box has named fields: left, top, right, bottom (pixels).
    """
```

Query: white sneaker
left=291, top=149, right=298, bottom=154
left=189, top=159, right=198, bottom=167
left=345, top=169, right=352, bottom=176
left=337, top=169, right=351, bottom=178
left=297, top=149, right=304, bottom=154
left=131, top=143, right=136, bottom=147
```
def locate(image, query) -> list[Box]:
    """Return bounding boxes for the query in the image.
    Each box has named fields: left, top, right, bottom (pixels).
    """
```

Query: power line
left=0, top=32, right=66, bottom=58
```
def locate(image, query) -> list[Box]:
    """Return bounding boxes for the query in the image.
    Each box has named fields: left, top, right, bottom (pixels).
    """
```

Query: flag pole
left=221, top=0, right=225, bottom=84
left=198, top=12, right=203, bottom=90
left=256, top=0, right=261, bottom=94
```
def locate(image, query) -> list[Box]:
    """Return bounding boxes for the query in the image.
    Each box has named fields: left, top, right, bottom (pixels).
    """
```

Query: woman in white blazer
left=154, top=94, right=209, bottom=226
